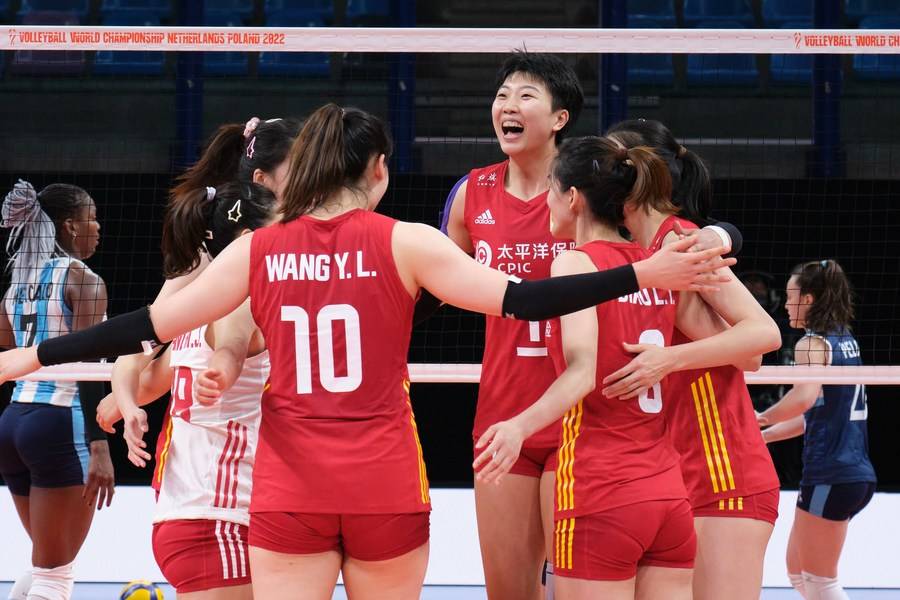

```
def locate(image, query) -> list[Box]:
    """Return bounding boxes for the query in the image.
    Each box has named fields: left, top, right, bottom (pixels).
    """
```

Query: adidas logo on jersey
left=474, top=209, right=496, bottom=225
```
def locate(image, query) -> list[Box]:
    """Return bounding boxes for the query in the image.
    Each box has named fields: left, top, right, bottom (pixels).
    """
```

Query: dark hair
left=607, top=119, right=712, bottom=225
left=163, top=118, right=300, bottom=277
left=495, top=51, right=584, bottom=143
left=280, top=104, right=393, bottom=222
left=2, top=180, right=93, bottom=285
left=552, top=136, right=673, bottom=227
left=162, top=182, right=275, bottom=276
left=791, top=259, right=855, bottom=333
left=38, top=184, right=92, bottom=228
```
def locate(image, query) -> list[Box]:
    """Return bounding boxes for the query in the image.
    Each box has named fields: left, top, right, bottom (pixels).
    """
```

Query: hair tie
left=243, top=117, right=261, bottom=139
left=677, top=146, right=688, bottom=158
left=820, top=259, right=828, bottom=268
left=615, top=147, right=628, bottom=161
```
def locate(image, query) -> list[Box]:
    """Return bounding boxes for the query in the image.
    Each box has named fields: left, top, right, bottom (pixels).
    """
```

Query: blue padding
left=853, top=16, right=900, bottom=80
left=94, top=11, right=166, bottom=75
left=846, top=0, right=900, bottom=22
left=683, top=0, right=755, bottom=26
left=100, top=0, right=171, bottom=17
left=629, top=54, right=674, bottom=85
left=259, top=10, right=330, bottom=77
left=264, top=0, right=332, bottom=16
left=204, top=0, right=253, bottom=18
left=347, top=0, right=390, bottom=18
left=19, top=0, right=89, bottom=18
left=761, top=0, right=812, bottom=27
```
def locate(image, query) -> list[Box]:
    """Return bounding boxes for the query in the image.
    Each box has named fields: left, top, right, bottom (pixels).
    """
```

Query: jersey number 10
left=281, top=304, right=363, bottom=394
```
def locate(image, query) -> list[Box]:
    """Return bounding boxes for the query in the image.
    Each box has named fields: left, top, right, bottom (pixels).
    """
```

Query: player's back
left=464, top=160, right=574, bottom=448
left=650, top=214, right=779, bottom=507
left=6, top=255, right=87, bottom=407
left=801, top=329, right=876, bottom=486
left=547, top=240, right=685, bottom=518
left=153, top=324, right=268, bottom=525
left=247, top=209, right=429, bottom=515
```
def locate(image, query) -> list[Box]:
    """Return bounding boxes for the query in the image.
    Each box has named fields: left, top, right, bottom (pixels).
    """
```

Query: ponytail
left=161, top=186, right=217, bottom=278
left=793, top=259, right=855, bottom=333
left=170, top=124, right=245, bottom=202
left=2, top=179, right=89, bottom=285
left=280, top=103, right=392, bottom=222
left=552, top=136, right=673, bottom=226
left=162, top=117, right=301, bottom=277
left=623, top=146, right=675, bottom=216
left=674, top=147, right=712, bottom=225
left=606, top=118, right=712, bottom=224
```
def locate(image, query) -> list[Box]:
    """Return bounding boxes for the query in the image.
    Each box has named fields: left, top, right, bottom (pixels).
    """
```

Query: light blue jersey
left=800, top=329, right=877, bottom=486
left=4, top=256, right=89, bottom=407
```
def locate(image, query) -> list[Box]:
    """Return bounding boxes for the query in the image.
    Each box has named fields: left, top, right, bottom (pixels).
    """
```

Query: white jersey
left=153, top=324, right=269, bottom=526
left=5, top=256, right=99, bottom=407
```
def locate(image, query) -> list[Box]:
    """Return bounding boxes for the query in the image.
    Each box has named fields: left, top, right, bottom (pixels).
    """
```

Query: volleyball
left=119, top=580, right=164, bottom=600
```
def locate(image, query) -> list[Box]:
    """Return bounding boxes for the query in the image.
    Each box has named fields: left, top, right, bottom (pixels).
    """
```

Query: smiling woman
left=442, top=50, right=586, bottom=600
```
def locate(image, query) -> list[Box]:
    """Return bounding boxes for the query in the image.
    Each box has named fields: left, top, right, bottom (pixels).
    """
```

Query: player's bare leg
left=341, top=541, right=429, bottom=600
left=555, top=576, right=634, bottom=600
left=475, top=473, right=545, bottom=600
left=178, top=584, right=253, bottom=600
left=635, top=565, right=692, bottom=600
left=29, top=485, right=93, bottom=568
left=11, top=492, right=31, bottom=538
left=539, top=471, right=556, bottom=598
left=693, top=516, right=773, bottom=600
left=791, top=507, right=849, bottom=578
left=248, top=547, right=341, bottom=600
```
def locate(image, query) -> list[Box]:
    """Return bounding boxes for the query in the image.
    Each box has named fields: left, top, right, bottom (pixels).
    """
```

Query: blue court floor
left=1, top=583, right=897, bottom=598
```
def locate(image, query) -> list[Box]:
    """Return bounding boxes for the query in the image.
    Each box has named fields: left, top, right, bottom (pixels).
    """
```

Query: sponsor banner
left=1, top=27, right=900, bottom=53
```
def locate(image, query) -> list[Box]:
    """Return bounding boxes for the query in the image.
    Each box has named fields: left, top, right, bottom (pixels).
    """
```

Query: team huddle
left=0, top=52, right=875, bottom=600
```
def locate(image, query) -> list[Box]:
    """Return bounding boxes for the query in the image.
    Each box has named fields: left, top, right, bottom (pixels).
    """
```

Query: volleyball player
left=111, top=116, right=299, bottom=459
left=757, top=260, right=875, bottom=600
left=99, top=182, right=275, bottom=600
left=440, top=50, right=584, bottom=600
left=0, top=103, right=733, bottom=600
left=602, top=120, right=782, bottom=600
left=0, top=180, right=112, bottom=600
left=474, top=137, right=776, bottom=600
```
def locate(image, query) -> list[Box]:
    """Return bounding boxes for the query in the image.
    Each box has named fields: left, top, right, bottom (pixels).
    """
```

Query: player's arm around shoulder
left=392, top=220, right=508, bottom=317
left=445, top=178, right=474, bottom=253
left=66, top=261, right=108, bottom=330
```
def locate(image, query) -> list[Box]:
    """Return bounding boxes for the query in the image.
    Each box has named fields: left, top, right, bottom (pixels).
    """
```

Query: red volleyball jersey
left=650, top=215, right=779, bottom=508
left=464, top=161, right=575, bottom=448
left=547, top=240, right=687, bottom=519
left=247, top=209, right=430, bottom=515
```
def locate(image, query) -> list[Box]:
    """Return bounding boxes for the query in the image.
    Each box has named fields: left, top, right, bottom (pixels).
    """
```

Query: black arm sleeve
left=710, top=220, right=743, bottom=258
left=413, top=289, right=443, bottom=326
left=501, top=264, right=639, bottom=321
left=37, top=306, right=161, bottom=366
left=77, top=380, right=108, bottom=442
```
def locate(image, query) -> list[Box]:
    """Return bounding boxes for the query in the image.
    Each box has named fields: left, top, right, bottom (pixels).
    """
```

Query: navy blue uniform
left=0, top=257, right=96, bottom=495
left=797, top=329, right=876, bottom=521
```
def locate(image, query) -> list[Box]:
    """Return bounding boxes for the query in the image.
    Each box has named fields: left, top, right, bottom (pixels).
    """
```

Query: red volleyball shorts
left=691, top=487, right=780, bottom=525
left=248, top=511, right=430, bottom=561
left=152, top=519, right=251, bottom=593
left=474, top=441, right=557, bottom=479
left=554, top=498, right=696, bottom=581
